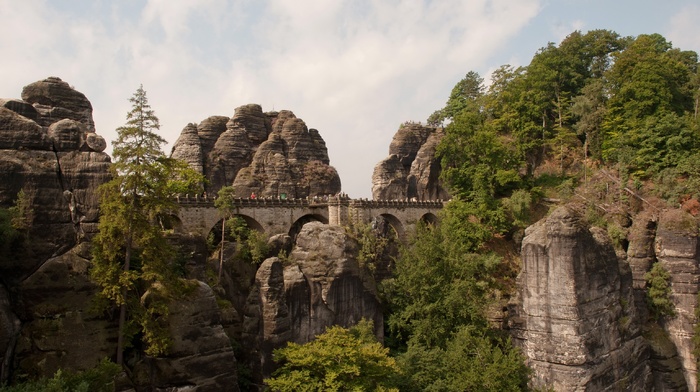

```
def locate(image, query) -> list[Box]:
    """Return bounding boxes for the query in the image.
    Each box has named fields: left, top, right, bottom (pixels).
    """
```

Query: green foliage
left=90, top=85, right=203, bottom=363
left=246, top=229, right=270, bottom=265
left=9, top=189, right=33, bottom=231
left=645, top=262, right=676, bottom=320
left=602, top=34, right=698, bottom=177
left=395, top=326, right=530, bottom=392
left=226, top=216, right=269, bottom=265
left=0, top=359, right=120, bottom=392
left=502, top=189, right=533, bottom=229
left=265, top=320, right=400, bottom=392
left=384, top=219, right=500, bottom=348
left=428, top=71, right=484, bottom=125
left=347, top=222, right=390, bottom=273
left=382, top=217, right=531, bottom=390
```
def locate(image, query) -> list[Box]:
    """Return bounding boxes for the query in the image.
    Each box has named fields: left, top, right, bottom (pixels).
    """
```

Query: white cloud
left=0, top=0, right=541, bottom=198
left=667, top=4, right=700, bottom=52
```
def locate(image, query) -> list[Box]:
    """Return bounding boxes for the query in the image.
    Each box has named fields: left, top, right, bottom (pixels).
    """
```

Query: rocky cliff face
left=0, top=78, right=241, bottom=390
left=0, top=77, right=110, bottom=283
left=372, top=122, right=449, bottom=201
left=654, top=210, right=700, bottom=390
left=514, top=206, right=651, bottom=391
left=170, top=104, right=341, bottom=198
left=225, top=222, right=382, bottom=382
left=515, top=205, right=700, bottom=391
left=0, top=77, right=113, bottom=383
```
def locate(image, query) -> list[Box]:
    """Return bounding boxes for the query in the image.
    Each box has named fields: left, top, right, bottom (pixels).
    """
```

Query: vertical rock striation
left=654, top=209, right=700, bottom=390
left=516, top=206, right=651, bottom=391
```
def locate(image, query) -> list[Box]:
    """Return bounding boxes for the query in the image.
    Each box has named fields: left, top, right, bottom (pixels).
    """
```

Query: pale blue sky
left=1, top=0, right=698, bottom=198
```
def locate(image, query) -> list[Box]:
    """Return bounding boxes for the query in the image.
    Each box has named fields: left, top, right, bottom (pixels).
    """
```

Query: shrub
left=645, top=262, right=675, bottom=320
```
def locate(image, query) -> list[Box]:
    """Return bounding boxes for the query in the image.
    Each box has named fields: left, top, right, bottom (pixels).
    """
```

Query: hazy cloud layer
left=0, top=1, right=697, bottom=197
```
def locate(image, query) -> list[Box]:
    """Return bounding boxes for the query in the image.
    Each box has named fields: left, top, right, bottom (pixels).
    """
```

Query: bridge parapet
left=348, top=199, right=445, bottom=208
left=174, top=194, right=331, bottom=208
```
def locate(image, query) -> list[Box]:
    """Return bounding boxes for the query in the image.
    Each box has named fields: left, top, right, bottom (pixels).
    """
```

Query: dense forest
left=2, top=29, right=700, bottom=391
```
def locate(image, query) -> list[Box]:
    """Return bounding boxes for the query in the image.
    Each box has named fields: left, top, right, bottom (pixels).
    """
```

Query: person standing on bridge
left=251, top=192, right=256, bottom=199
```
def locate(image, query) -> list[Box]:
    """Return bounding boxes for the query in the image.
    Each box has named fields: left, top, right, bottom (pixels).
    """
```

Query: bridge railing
left=347, top=199, right=445, bottom=208
left=174, top=194, right=328, bottom=207
left=174, top=194, right=446, bottom=209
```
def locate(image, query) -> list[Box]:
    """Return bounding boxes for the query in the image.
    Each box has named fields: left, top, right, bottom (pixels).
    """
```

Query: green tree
left=0, top=359, right=120, bottom=392
left=265, top=320, right=400, bottom=392
left=428, top=71, right=484, bottom=126
left=384, top=220, right=500, bottom=348
left=382, top=219, right=531, bottom=390
left=645, top=262, right=676, bottom=320
left=602, top=34, right=698, bottom=176
left=90, top=85, right=202, bottom=365
left=214, top=185, right=237, bottom=281
left=396, top=326, right=530, bottom=392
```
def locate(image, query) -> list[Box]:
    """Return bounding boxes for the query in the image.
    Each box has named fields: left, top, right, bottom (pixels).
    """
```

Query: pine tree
left=91, top=85, right=202, bottom=365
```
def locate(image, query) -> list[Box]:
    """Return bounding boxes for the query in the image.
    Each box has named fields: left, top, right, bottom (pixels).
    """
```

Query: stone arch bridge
left=173, top=195, right=444, bottom=240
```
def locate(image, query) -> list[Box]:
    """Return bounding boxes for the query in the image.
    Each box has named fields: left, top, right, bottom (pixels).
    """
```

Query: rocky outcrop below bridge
left=170, top=104, right=341, bottom=199
left=372, top=122, right=449, bottom=201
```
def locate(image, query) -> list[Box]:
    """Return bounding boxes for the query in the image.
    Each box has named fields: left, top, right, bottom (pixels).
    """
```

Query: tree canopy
left=265, top=320, right=400, bottom=392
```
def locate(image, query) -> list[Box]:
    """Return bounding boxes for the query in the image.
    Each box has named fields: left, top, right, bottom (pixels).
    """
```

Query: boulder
left=21, top=77, right=95, bottom=131
left=0, top=99, right=38, bottom=122
left=47, top=119, right=87, bottom=152
left=0, top=107, right=51, bottom=151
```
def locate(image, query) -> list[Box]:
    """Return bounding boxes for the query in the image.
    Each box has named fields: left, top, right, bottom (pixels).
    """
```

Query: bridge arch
left=420, top=212, right=439, bottom=226
left=378, top=213, right=405, bottom=240
left=232, top=214, right=265, bottom=233
left=289, top=213, right=329, bottom=239
left=160, top=214, right=183, bottom=233
left=207, top=214, right=265, bottom=246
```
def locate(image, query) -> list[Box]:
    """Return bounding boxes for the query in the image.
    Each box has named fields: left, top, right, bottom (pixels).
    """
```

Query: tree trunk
left=116, top=233, right=133, bottom=366
left=219, top=218, right=225, bottom=282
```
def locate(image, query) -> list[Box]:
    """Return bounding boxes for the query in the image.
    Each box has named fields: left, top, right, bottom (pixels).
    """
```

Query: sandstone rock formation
left=0, top=77, right=110, bottom=283
left=654, top=209, right=700, bottom=390
left=13, top=244, right=117, bottom=379
left=1, top=78, right=245, bottom=389
left=240, top=222, right=382, bottom=380
left=170, top=104, right=341, bottom=198
left=515, top=206, right=651, bottom=391
left=0, top=78, right=114, bottom=385
left=131, top=281, right=239, bottom=392
left=514, top=204, right=700, bottom=391
left=372, top=122, right=449, bottom=200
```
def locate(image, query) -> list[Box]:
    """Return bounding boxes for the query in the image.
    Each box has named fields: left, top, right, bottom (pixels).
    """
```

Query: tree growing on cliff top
left=90, top=85, right=202, bottom=365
